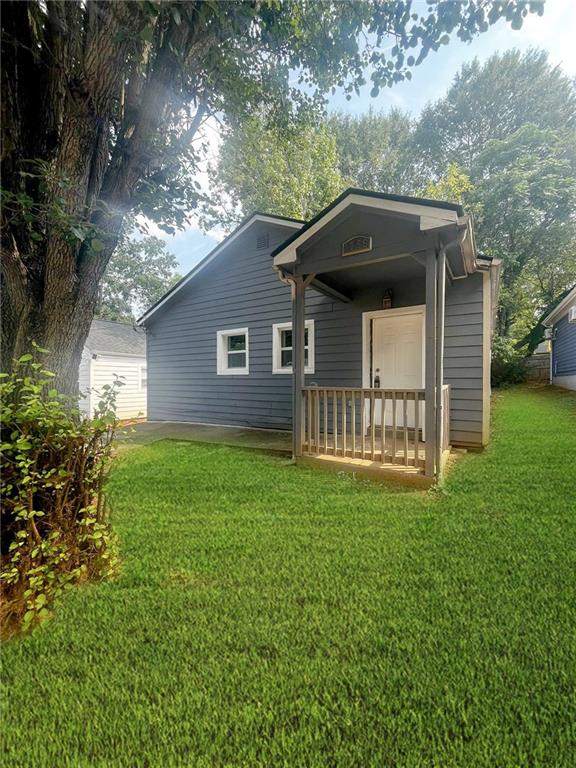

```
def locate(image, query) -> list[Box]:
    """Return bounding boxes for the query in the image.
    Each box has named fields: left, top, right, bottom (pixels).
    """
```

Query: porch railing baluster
left=342, top=391, right=347, bottom=458
left=414, top=391, right=420, bottom=467
left=313, top=389, right=317, bottom=452
left=381, top=391, right=386, bottom=463
left=351, top=391, right=356, bottom=458
left=307, top=389, right=312, bottom=453
left=323, top=390, right=328, bottom=454
left=361, top=390, right=366, bottom=459
left=303, top=389, right=308, bottom=453
left=391, top=391, right=397, bottom=464
left=370, top=391, right=375, bottom=460
left=333, top=390, right=338, bottom=456
left=403, top=393, right=408, bottom=466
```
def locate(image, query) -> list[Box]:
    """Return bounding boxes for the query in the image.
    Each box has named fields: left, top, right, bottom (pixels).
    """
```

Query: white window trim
left=272, top=320, right=315, bottom=375
left=138, top=363, right=148, bottom=392
left=217, top=327, right=250, bottom=375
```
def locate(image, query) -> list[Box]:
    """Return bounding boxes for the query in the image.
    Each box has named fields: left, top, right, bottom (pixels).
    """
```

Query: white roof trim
left=90, top=350, right=147, bottom=358
left=273, top=194, right=459, bottom=267
left=543, top=286, right=576, bottom=327
left=138, top=214, right=302, bottom=325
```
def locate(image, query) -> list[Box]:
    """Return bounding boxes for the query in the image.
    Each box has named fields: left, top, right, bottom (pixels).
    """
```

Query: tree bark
left=0, top=1, right=175, bottom=393
left=0, top=1, right=241, bottom=394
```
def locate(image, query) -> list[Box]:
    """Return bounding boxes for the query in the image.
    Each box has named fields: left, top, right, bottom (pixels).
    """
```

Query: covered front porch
left=272, top=189, right=480, bottom=485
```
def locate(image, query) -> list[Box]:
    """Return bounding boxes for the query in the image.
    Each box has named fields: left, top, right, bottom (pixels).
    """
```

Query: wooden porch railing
left=302, top=385, right=451, bottom=469
left=302, top=387, right=425, bottom=467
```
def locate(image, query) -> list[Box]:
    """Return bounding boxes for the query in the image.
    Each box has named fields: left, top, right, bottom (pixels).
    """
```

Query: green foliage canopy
left=2, top=0, right=534, bottom=387
left=97, top=236, right=180, bottom=322
left=326, top=108, right=422, bottom=194
left=474, top=124, right=576, bottom=335
left=206, top=48, right=576, bottom=341
left=204, top=117, right=344, bottom=226
left=414, top=48, right=576, bottom=177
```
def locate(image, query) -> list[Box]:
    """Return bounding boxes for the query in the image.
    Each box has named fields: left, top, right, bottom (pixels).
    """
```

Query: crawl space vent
left=342, top=235, right=372, bottom=257
left=256, top=232, right=270, bottom=250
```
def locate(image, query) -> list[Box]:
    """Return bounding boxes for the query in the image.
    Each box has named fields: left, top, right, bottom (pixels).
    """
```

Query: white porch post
left=292, top=275, right=306, bottom=457
left=435, top=247, right=446, bottom=475
left=425, top=251, right=438, bottom=478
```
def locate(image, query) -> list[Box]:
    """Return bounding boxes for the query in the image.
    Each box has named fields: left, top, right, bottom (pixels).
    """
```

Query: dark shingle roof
left=86, top=319, right=146, bottom=356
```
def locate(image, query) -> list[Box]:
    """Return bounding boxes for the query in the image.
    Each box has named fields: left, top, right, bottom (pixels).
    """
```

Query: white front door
left=368, top=309, right=424, bottom=428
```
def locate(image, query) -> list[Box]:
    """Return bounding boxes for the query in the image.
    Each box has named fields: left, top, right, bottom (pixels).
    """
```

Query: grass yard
left=2, top=387, right=576, bottom=767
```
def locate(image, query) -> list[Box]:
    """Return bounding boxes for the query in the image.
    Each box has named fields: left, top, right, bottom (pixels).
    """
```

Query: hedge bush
left=491, top=335, right=528, bottom=388
left=0, top=350, right=120, bottom=638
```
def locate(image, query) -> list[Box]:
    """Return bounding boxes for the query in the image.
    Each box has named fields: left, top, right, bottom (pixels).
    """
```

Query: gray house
left=139, top=189, right=501, bottom=486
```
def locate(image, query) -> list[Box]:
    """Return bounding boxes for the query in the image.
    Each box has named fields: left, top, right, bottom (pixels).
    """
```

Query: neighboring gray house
left=79, top=319, right=147, bottom=419
left=139, top=189, right=501, bottom=485
left=543, top=285, right=576, bottom=391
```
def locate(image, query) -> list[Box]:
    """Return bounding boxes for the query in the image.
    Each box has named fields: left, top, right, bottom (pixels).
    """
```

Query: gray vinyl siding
left=145, top=225, right=487, bottom=446
left=444, top=273, right=486, bottom=447
left=146, top=223, right=314, bottom=429
left=553, top=311, right=576, bottom=377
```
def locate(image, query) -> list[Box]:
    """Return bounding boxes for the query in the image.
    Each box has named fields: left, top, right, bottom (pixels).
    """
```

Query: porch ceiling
left=313, top=253, right=425, bottom=299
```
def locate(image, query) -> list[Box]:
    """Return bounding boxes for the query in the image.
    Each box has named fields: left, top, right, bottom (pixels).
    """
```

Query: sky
left=146, top=0, right=576, bottom=277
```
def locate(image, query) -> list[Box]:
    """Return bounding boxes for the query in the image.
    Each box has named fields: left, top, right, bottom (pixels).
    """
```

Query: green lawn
left=2, top=387, right=576, bottom=767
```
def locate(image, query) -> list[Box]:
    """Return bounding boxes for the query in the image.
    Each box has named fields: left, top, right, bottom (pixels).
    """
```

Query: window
left=217, top=328, right=249, bottom=375
left=139, top=365, right=147, bottom=391
left=272, top=320, right=314, bottom=374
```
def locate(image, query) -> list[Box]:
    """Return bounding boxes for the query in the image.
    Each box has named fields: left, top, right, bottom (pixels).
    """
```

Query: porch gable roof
left=272, top=188, right=474, bottom=276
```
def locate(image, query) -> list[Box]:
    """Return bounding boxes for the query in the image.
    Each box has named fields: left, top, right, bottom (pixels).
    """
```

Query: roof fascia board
left=542, top=286, right=576, bottom=326
left=91, top=350, right=147, bottom=358
left=420, top=215, right=459, bottom=231
left=273, top=193, right=459, bottom=267
left=138, top=214, right=303, bottom=325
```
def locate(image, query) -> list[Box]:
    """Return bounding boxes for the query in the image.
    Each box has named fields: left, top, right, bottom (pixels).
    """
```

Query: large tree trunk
left=1, top=1, right=220, bottom=395
left=1, top=2, right=158, bottom=394
left=1, top=232, right=120, bottom=394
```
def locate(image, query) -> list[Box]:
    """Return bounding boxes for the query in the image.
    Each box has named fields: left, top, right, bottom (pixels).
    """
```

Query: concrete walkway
left=118, top=420, right=292, bottom=454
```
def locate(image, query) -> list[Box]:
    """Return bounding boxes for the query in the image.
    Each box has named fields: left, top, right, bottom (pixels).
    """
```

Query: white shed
left=79, top=319, right=147, bottom=419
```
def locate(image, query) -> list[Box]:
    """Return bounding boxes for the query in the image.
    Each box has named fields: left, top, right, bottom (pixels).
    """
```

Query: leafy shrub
left=491, top=335, right=528, bottom=388
left=0, top=350, right=121, bottom=638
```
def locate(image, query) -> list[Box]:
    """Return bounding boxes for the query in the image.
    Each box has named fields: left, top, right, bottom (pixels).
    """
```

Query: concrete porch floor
left=117, top=420, right=292, bottom=454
